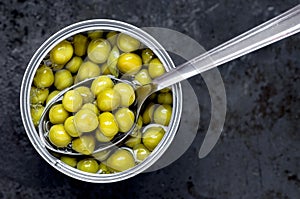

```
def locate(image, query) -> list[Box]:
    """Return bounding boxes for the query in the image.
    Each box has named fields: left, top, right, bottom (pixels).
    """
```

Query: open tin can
left=20, top=19, right=182, bottom=183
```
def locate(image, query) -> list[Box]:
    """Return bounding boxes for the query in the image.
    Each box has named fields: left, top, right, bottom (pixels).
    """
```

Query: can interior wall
left=20, top=19, right=182, bottom=183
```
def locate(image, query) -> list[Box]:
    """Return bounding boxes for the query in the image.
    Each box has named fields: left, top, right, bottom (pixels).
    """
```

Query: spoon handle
left=152, top=4, right=300, bottom=90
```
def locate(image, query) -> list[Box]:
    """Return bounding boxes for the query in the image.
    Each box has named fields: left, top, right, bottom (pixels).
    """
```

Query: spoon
left=39, top=4, right=300, bottom=155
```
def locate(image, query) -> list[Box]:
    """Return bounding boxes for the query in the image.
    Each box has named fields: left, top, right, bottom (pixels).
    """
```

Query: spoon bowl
left=38, top=75, right=143, bottom=155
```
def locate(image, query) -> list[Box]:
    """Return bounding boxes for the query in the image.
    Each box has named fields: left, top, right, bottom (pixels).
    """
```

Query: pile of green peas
left=30, top=30, right=173, bottom=174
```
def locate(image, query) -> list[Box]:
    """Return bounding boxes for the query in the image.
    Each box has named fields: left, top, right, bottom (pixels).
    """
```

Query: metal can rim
left=20, top=19, right=182, bottom=183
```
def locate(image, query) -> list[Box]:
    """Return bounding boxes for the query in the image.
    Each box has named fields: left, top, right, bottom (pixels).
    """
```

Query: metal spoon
left=39, top=4, right=300, bottom=155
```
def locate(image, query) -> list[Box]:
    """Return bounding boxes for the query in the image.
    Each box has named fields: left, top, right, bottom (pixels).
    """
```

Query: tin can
left=20, top=19, right=182, bottom=183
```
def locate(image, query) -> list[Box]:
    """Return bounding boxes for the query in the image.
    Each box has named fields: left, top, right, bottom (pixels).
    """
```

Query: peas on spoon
left=38, top=75, right=138, bottom=156
left=39, top=5, right=300, bottom=155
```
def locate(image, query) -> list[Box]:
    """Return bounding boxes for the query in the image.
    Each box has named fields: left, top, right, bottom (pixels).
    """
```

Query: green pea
left=148, top=58, right=166, bottom=78
left=74, top=86, right=95, bottom=104
left=107, top=45, right=120, bottom=77
left=65, top=56, right=83, bottom=73
left=136, top=115, right=143, bottom=130
left=142, top=103, right=156, bottom=125
left=113, top=83, right=135, bottom=107
left=157, top=92, right=173, bottom=105
left=75, top=61, right=101, bottom=83
left=106, top=31, right=118, bottom=45
left=73, top=109, right=99, bottom=133
left=64, top=116, right=81, bottom=137
left=30, top=86, right=49, bottom=104
left=54, top=69, right=73, bottom=90
left=142, top=127, right=165, bottom=151
left=30, top=105, right=45, bottom=126
left=77, top=158, right=99, bottom=173
left=33, top=65, right=54, bottom=88
left=95, top=127, right=114, bottom=142
left=117, top=33, right=140, bottom=52
left=125, top=131, right=142, bottom=148
left=106, top=149, right=135, bottom=172
left=91, top=75, right=114, bottom=96
left=73, top=34, right=88, bottom=56
left=81, top=103, right=99, bottom=115
left=87, top=38, right=111, bottom=64
left=100, top=63, right=111, bottom=75
left=117, top=53, right=142, bottom=75
left=88, top=30, right=103, bottom=39
left=46, top=90, right=60, bottom=104
left=96, top=88, right=121, bottom=112
left=49, top=104, right=69, bottom=124
left=141, top=48, right=154, bottom=64
left=133, top=144, right=150, bottom=162
left=153, top=104, right=172, bottom=126
left=49, top=124, right=72, bottom=148
left=134, top=69, right=152, bottom=85
left=51, top=63, right=64, bottom=71
left=160, top=87, right=171, bottom=93
left=98, top=162, right=111, bottom=174
left=93, top=150, right=111, bottom=162
left=149, top=93, right=157, bottom=101
left=62, top=90, right=83, bottom=112
left=50, top=40, right=73, bottom=65
left=60, top=156, right=77, bottom=167
left=72, top=135, right=96, bottom=155
left=98, top=112, right=119, bottom=137
left=114, top=108, right=134, bottom=133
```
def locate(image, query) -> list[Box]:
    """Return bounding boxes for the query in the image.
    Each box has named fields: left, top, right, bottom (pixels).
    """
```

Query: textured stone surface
left=0, top=0, right=299, bottom=198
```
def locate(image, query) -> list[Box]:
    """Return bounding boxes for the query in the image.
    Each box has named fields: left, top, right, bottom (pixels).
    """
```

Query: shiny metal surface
left=20, top=19, right=182, bottom=183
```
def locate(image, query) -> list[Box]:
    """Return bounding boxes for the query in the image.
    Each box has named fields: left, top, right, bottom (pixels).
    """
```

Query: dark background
left=0, top=0, right=299, bottom=198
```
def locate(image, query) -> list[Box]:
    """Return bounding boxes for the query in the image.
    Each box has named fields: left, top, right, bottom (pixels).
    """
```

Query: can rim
left=20, top=19, right=182, bottom=183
